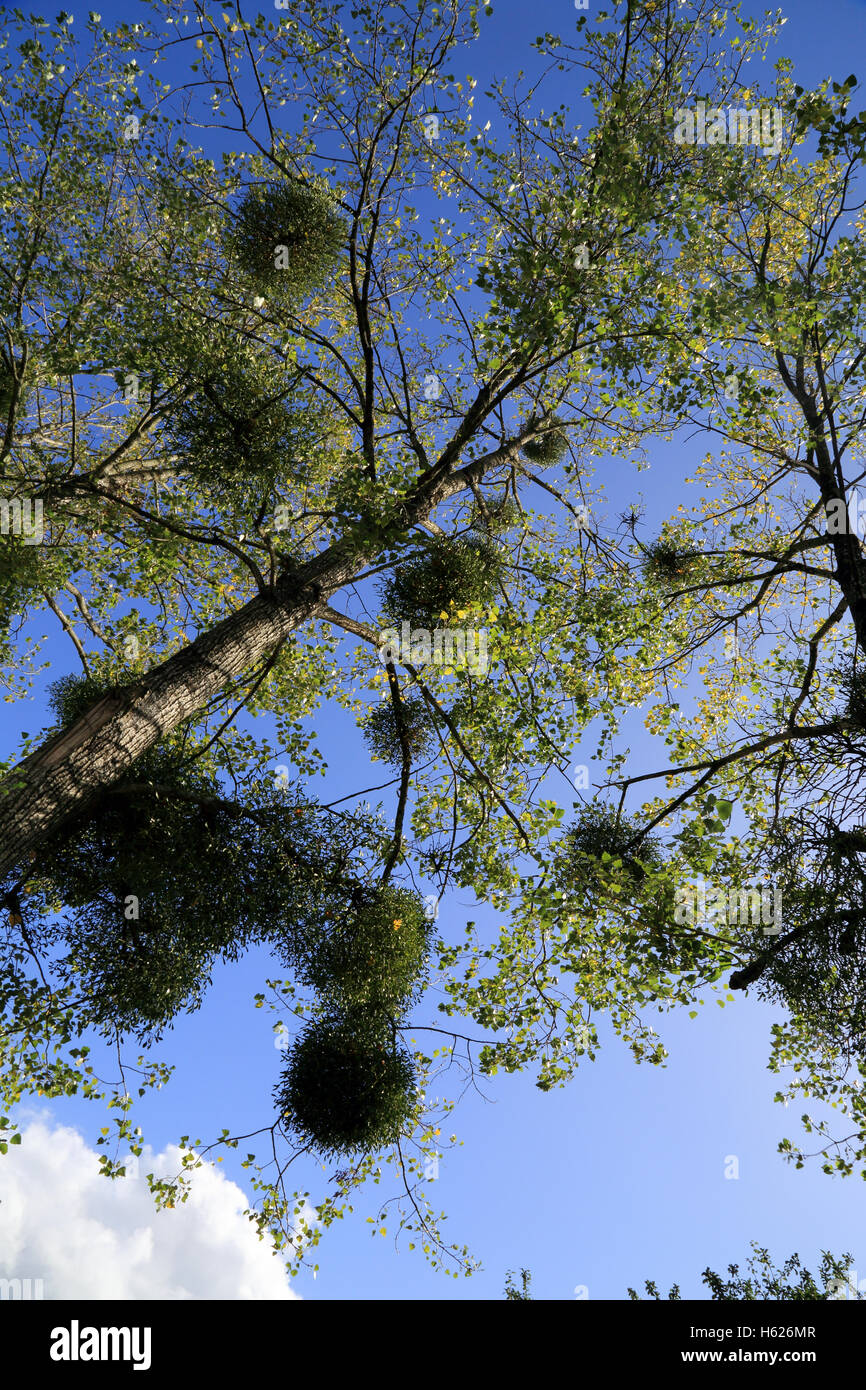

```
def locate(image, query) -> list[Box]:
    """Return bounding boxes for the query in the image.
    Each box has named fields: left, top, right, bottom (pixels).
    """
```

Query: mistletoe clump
left=0, top=357, right=14, bottom=418
left=231, top=177, right=344, bottom=297
left=732, top=890, right=866, bottom=1048
left=47, top=671, right=114, bottom=726
left=643, top=538, right=700, bottom=586
left=276, top=1014, right=416, bottom=1156
left=297, top=884, right=432, bottom=1015
left=0, top=345, right=31, bottom=425
left=824, top=824, right=866, bottom=861
left=36, top=677, right=362, bottom=1039
left=563, top=803, right=665, bottom=893
left=62, top=905, right=226, bottom=1034
left=520, top=413, right=569, bottom=465
left=165, top=347, right=318, bottom=497
left=45, top=782, right=357, bottom=1039
left=722, top=813, right=866, bottom=1039
left=469, top=496, right=523, bottom=535
left=363, top=693, right=440, bottom=767
left=380, top=534, right=503, bottom=629
left=0, top=535, right=70, bottom=656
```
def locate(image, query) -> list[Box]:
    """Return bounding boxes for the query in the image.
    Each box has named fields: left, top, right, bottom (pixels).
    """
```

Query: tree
left=432, top=6, right=866, bottom=1186
left=574, top=52, right=866, bottom=1178
left=629, top=1243, right=864, bottom=1301
left=0, top=0, right=845, bottom=1276
left=504, top=1268, right=533, bottom=1300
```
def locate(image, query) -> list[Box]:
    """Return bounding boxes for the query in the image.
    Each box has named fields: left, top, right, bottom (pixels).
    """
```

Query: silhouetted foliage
left=841, top=662, right=866, bottom=730
left=724, top=812, right=866, bottom=1051
left=629, top=1242, right=862, bottom=1300
left=504, top=1268, right=533, bottom=1300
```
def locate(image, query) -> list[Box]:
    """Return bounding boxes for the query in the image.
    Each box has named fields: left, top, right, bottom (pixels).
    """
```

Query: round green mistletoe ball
left=643, top=538, right=700, bottom=587
left=564, top=803, right=664, bottom=891
left=299, top=884, right=432, bottom=1014
left=521, top=413, right=569, bottom=465
left=277, top=1014, right=416, bottom=1155
left=363, top=694, right=439, bottom=767
left=381, top=534, right=503, bottom=629
left=231, top=178, right=344, bottom=298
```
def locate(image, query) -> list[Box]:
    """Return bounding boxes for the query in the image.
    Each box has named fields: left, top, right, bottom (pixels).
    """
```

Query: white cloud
left=0, top=1119, right=299, bottom=1299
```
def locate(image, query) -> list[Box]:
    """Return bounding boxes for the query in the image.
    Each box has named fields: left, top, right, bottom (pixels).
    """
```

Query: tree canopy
left=1, top=0, right=866, bottom=1279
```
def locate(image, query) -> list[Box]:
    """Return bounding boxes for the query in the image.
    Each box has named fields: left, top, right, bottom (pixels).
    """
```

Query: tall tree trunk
left=0, top=566, right=332, bottom=883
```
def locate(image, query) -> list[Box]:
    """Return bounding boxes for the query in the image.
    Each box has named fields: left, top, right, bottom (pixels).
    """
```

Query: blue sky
left=2, top=0, right=866, bottom=1302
